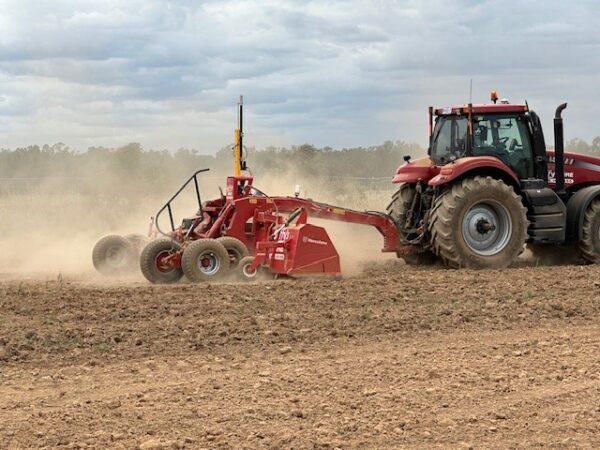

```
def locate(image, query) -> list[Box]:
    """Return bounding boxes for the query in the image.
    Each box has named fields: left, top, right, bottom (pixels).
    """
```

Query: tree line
left=0, top=136, right=597, bottom=196
left=0, top=140, right=422, bottom=196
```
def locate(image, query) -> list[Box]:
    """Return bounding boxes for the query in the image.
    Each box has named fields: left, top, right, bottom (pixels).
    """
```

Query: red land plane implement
left=92, top=92, right=600, bottom=282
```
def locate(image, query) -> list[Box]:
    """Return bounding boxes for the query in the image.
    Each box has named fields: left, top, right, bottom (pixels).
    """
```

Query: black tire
left=430, top=176, right=528, bottom=269
left=216, top=236, right=250, bottom=268
left=92, top=235, right=136, bottom=276
left=579, top=199, right=600, bottom=264
left=237, top=256, right=259, bottom=281
left=387, top=183, right=436, bottom=265
left=140, top=238, right=184, bottom=284
left=181, top=239, right=230, bottom=283
left=236, top=256, right=273, bottom=282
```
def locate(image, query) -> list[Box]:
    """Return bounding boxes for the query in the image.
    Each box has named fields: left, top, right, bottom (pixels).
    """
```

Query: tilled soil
left=0, top=263, right=599, bottom=449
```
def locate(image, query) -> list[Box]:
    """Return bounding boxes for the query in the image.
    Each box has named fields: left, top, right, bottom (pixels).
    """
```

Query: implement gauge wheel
left=140, top=238, right=184, bottom=284
left=181, top=239, right=230, bottom=283
left=430, top=176, right=528, bottom=269
left=237, top=256, right=272, bottom=282
left=237, top=256, right=259, bottom=281
left=92, top=235, right=136, bottom=276
left=217, top=236, right=250, bottom=268
left=579, top=199, right=600, bottom=264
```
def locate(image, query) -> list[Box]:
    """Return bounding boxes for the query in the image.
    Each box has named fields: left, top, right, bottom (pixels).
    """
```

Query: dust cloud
left=0, top=157, right=398, bottom=280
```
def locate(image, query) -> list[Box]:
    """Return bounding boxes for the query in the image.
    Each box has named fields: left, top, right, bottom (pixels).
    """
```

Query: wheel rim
left=155, top=250, right=174, bottom=273
left=197, top=251, right=220, bottom=275
left=105, top=245, right=127, bottom=267
left=461, top=200, right=512, bottom=256
left=242, top=263, right=257, bottom=278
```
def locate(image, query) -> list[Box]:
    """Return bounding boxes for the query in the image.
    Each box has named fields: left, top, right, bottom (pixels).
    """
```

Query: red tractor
left=387, top=94, right=600, bottom=268
left=92, top=94, right=600, bottom=282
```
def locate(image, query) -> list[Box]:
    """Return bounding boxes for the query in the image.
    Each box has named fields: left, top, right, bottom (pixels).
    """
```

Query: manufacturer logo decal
left=302, top=236, right=328, bottom=245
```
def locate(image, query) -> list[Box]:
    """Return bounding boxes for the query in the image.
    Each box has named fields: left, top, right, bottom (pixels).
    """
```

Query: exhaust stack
left=553, top=103, right=567, bottom=194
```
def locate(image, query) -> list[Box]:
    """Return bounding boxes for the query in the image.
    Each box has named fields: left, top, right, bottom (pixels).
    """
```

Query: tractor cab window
left=430, top=114, right=534, bottom=179
left=472, top=115, right=534, bottom=179
left=430, top=116, right=468, bottom=164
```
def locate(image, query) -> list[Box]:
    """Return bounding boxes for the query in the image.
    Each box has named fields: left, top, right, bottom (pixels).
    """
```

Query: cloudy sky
left=0, top=0, right=598, bottom=152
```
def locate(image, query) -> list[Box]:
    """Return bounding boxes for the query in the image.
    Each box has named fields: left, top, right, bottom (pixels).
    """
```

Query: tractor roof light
left=490, top=91, right=499, bottom=104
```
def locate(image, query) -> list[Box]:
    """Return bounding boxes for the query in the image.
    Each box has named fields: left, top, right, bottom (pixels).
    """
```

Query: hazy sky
left=0, top=0, right=598, bottom=152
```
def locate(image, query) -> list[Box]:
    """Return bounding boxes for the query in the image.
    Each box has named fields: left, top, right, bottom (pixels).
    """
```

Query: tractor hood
left=392, top=156, right=439, bottom=184
left=547, top=150, right=600, bottom=189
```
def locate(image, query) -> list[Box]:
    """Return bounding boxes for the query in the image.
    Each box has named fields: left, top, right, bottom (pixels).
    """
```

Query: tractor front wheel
left=181, top=239, right=230, bottom=283
left=430, top=176, right=528, bottom=269
left=139, top=238, right=184, bottom=284
left=92, top=235, right=137, bottom=276
left=387, top=183, right=436, bottom=265
left=579, top=199, right=600, bottom=264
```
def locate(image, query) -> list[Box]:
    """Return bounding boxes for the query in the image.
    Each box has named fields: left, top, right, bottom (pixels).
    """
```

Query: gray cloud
left=0, top=0, right=598, bottom=150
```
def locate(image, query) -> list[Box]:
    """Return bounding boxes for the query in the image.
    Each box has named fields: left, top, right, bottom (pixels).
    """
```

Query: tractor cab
left=390, top=92, right=600, bottom=269
left=429, top=101, right=538, bottom=180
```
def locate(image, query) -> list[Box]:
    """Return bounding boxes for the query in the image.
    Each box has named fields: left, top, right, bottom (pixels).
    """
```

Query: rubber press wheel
left=139, top=238, right=184, bottom=284
left=92, top=235, right=136, bottom=276
left=216, top=236, right=250, bottom=268
left=181, top=239, right=230, bottom=283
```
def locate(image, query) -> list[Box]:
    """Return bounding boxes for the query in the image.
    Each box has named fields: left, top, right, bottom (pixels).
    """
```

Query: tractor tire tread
left=578, top=198, right=600, bottom=264
left=429, top=176, right=528, bottom=269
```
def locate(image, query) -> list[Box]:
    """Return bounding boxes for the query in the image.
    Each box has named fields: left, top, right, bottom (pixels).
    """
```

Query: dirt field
left=0, top=263, right=599, bottom=449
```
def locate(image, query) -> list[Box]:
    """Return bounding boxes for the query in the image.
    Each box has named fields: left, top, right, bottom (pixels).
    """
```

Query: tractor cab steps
left=521, top=185, right=566, bottom=243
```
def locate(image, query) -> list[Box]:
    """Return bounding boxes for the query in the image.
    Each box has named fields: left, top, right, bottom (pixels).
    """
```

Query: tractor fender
left=565, top=185, right=600, bottom=243
left=392, top=156, right=437, bottom=184
left=428, top=156, right=520, bottom=189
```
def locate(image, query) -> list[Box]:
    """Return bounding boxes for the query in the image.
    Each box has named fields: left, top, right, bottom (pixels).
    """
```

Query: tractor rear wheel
left=387, top=183, right=436, bottom=265
left=181, top=239, right=230, bottom=283
left=140, top=238, right=184, bottom=284
left=216, top=236, right=249, bottom=268
left=579, top=199, right=600, bottom=264
left=92, top=235, right=136, bottom=276
left=430, top=176, right=528, bottom=269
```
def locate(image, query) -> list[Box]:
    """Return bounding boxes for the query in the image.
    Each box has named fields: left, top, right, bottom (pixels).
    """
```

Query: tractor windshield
left=430, top=116, right=468, bottom=164
left=430, top=114, right=534, bottom=178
